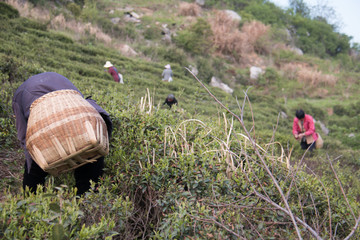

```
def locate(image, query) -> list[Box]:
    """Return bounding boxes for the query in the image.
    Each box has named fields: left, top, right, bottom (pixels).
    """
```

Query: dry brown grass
left=6, top=0, right=50, bottom=22
left=50, top=14, right=112, bottom=44
left=178, top=2, right=202, bottom=17
left=7, top=0, right=112, bottom=45
left=209, top=10, right=269, bottom=65
left=281, top=63, right=338, bottom=88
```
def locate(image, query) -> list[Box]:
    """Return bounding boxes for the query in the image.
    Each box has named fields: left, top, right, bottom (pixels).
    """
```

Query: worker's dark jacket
left=164, top=97, right=178, bottom=108
left=12, top=72, right=113, bottom=172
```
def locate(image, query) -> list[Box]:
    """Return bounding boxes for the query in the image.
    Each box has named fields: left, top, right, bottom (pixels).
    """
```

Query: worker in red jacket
left=104, top=61, right=123, bottom=84
left=292, top=109, right=318, bottom=151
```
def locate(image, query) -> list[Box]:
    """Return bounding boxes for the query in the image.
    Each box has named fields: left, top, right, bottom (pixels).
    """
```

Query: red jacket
left=108, top=67, right=120, bottom=82
left=292, top=114, right=318, bottom=141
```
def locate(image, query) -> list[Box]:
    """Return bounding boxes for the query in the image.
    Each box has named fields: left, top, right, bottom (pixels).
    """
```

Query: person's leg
left=308, top=141, right=316, bottom=151
left=74, top=157, right=104, bottom=195
left=23, top=161, right=48, bottom=193
left=300, top=139, right=308, bottom=150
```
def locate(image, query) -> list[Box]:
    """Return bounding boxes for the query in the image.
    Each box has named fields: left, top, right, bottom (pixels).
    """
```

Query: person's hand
left=299, top=133, right=305, bottom=138
left=294, top=133, right=299, bottom=139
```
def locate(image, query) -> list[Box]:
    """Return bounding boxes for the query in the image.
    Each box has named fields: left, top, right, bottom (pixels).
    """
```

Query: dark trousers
left=300, top=139, right=316, bottom=151
left=23, top=157, right=104, bottom=195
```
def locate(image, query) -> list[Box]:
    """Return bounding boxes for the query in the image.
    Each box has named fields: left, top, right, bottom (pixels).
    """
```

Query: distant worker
left=163, top=94, right=178, bottom=108
left=292, top=109, right=321, bottom=151
left=162, top=64, right=173, bottom=82
left=104, top=61, right=123, bottom=84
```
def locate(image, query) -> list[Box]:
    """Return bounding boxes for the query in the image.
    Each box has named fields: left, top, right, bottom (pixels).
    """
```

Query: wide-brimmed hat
left=165, top=64, right=171, bottom=69
left=104, top=61, right=113, bottom=68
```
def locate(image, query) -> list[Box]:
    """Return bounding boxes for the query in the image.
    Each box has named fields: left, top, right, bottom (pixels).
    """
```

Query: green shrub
left=174, top=18, right=213, bottom=56
left=80, top=0, right=99, bottom=22
left=290, top=15, right=351, bottom=57
left=144, top=25, right=162, bottom=40
left=244, top=2, right=288, bottom=26
left=67, top=2, right=82, bottom=18
left=0, top=2, right=20, bottom=19
left=195, top=57, right=215, bottom=84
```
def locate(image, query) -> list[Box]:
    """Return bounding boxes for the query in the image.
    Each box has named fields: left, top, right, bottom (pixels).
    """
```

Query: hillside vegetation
left=0, top=0, right=360, bottom=239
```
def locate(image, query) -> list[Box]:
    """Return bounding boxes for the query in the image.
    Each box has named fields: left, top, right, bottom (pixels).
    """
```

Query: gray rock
left=317, top=120, right=330, bottom=135
left=111, top=17, right=120, bottom=24
left=224, top=10, right=241, bottom=21
left=117, top=44, right=137, bottom=56
left=210, top=76, right=233, bottom=94
left=188, top=65, right=198, bottom=75
left=195, top=0, right=205, bottom=6
left=124, top=12, right=141, bottom=23
left=250, top=66, right=263, bottom=80
left=289, top=46, right=303, bottom=55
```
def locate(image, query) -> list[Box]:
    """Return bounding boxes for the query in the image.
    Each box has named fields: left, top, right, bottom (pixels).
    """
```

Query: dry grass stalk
left=50, top=14, right=112, bottom=44
left=297, top=68, right=337, bottom=87
left=7, top=1, right=112, bottom=44
left=6, top=0, right=50, bottom=22
left=178, top=2, right=202, bottom=17
left=209, top=11, right=269, bottom=64
left=186, top=67, right=305, bottom=239
left=139, top=88, right=153, bottom=114
left=281, top=63, right=338, bottom=88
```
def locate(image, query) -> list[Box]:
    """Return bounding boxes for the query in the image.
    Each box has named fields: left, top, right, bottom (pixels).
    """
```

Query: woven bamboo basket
left=26, top=89, right=109, bottom=176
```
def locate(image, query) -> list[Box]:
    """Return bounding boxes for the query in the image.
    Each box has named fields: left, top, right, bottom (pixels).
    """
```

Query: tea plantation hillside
left=1, top=1, right=360, bottom=239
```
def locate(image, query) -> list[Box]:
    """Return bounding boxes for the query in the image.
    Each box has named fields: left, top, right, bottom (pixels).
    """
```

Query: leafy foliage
left=174, top=18, right=213, bottom=55
left=290, top=15, right=351, bottom=57
left=0, top=1, right=359, bottom=239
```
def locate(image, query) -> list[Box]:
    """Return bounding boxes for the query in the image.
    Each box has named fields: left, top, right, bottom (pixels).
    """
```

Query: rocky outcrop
left=224, top=10, right=241, bottom=21
left=210, top=76, right=233, bottom=94
left=250, top=66, right=263, bottom=80
left=195, top=0, right=205, bottom=6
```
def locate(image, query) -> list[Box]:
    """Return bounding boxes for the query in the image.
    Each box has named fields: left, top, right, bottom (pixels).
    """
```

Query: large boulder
left=188, top=65, right=198, bottom=76
left=210, top=77, right=233, bottom=94
left=316, top=120, right=330, bottom=136
left=116, top=44, right=138, bottom=57
left=195, top=0, right=205, bottom=6
left=124, top=11, right=141, bottom=23
left=224, top=10, right=241, bottom=21
left=250, top=66, right=263, bottom=80
left=289, top=46, right=303, bottom=55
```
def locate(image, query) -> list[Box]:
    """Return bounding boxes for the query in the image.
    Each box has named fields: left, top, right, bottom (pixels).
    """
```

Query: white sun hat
left=104, top=61, right=113, bottom=68
left=165, top=64, right=171, bottom=69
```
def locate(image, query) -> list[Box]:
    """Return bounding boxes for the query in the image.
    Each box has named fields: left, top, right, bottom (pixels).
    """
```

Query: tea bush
left=0, top=2, right=19, bottom=19
left=174, top=18, right=213, bottom=56
left=0, top=2, right=360, bottom=239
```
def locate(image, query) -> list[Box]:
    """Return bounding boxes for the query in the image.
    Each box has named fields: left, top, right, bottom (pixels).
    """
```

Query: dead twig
left=185, top=67, right=304, bottom=239
left=327, top=154, right=356, bottom=221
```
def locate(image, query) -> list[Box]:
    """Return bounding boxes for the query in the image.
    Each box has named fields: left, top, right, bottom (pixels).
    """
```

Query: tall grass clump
left=6, top=0, right=50, bottom=22
left=178, top=2, right=202, bottom=17
left=209, top=10, right=270, bottom=64
left=281, top=63, right=338, bottom=88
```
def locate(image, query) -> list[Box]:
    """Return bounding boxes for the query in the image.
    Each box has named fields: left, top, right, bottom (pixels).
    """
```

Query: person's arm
left=304, top=116, right=316, bottom=136
left=12, top=101, right=27, bottom=149
left=292, top=118, right=300, bottom=139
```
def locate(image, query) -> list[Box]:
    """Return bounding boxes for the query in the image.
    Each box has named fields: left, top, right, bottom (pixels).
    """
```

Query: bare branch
left=189, top=215, right=245, bottom=239
left=344, top=214, right=360, bottom=240
left=327, top=154, right=356, bottom=221
left=255, top=191, right=323, bottom=240
left=185, top=67, right=304, bottom=239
